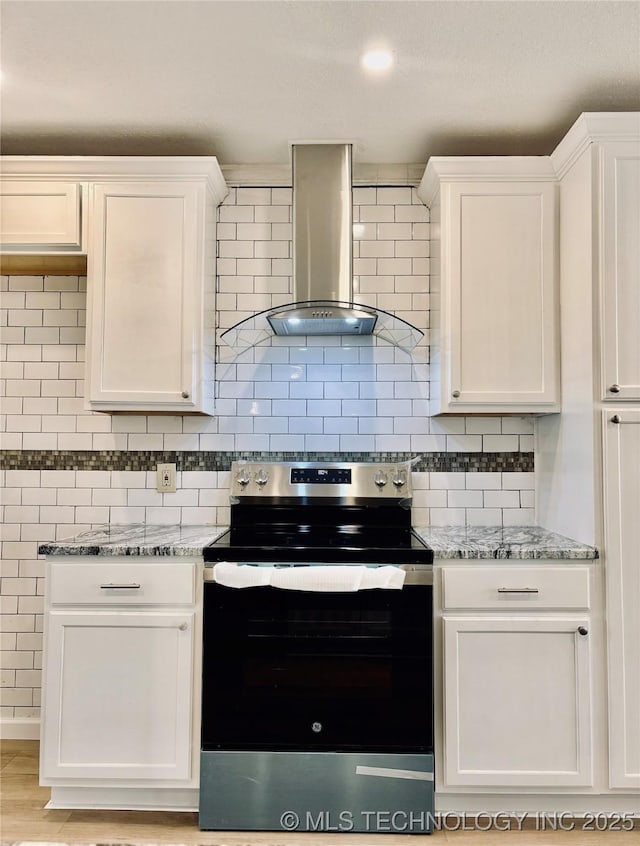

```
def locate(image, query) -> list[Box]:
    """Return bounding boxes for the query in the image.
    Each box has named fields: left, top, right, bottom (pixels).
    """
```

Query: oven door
left=201, top=576, right=433, bottom=754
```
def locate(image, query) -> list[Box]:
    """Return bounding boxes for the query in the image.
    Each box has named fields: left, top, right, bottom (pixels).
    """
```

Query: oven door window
left=202, top=582, right=433, bottom=753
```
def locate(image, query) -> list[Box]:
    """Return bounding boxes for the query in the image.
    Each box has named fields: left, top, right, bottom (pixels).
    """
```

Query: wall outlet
left=156, top=463, right=177, bottom=493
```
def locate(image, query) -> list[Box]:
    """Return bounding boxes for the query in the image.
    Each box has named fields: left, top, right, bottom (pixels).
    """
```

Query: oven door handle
left=355, top=765, right=434, bottom=782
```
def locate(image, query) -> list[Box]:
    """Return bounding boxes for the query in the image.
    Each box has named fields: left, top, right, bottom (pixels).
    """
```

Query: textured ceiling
left=1, top=0, right=639, bottom=165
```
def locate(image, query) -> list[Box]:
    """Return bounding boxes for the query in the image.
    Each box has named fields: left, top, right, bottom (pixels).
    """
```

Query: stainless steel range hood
left=220, top=143, right=423, bottom=354
left=267, top=144, right=378, bottom=337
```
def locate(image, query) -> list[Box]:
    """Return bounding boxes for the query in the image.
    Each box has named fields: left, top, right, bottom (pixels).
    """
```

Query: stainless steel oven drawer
left=200, top=750, right=434, bottom=833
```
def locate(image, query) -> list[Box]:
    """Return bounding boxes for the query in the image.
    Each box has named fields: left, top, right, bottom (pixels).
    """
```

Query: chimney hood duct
left=220, top=143, right=424, bottom=354
left=267, top=144, right=378, bottom=337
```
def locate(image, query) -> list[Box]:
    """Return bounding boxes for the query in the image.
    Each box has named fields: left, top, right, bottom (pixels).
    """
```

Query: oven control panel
left=290, top=467, right=351, bottom=485
left=230, top=461, right=412, bottom=499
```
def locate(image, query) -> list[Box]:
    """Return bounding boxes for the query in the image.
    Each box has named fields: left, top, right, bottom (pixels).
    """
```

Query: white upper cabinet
left=84, top=160, right=227, bottom=414
left=419, top=159, right=559, bottom=415
left=599, top=142, right=640, bottom=401
left=0, top=179, right=84, bottom=252
left=1, top=156, right=228, bottom=414
left=86, top=180, right=209, bottom=413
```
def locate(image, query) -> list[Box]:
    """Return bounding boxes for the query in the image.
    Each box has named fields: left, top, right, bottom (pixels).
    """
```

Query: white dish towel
left=212, top=562, right=406, bottom=591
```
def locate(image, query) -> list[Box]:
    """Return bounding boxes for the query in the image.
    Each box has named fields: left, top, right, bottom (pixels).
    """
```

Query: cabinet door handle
left=99, top=583, right=141, bottom=590
left=608, top=384, right=621, bottom=393
left=181, top=390, right=190, bottom=399
left=577, top=626, right=588, bottom=636
left=497, top=587, right=539, bottom=594
left=610, top=414, right=639, bottom=425
left=178, top=622, right=188, bottom=631
left=452, top=390, right=461, bottom=398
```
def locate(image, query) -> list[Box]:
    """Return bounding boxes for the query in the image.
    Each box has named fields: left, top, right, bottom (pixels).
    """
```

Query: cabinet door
left=0, top=181, right=82, bottom=251
left=603, top=409, right=640, bottom=788
left=85, top=182, right=203, bottom=411
left=442, top=615, right=592, bottom=787
left=40, top=610, right=195, bottom=782
left=443, top=181, right=558, bottom=412
left=600, top=142, right=640, bottom=401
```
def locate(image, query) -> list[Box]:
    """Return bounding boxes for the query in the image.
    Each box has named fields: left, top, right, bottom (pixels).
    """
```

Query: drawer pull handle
left=610, top=414, right=639, bottom=425
left=99, top=583, right=141, bottom=590
left=497, top=587, right=539, bottom=594
left=608, top=383, right=621, bottom=393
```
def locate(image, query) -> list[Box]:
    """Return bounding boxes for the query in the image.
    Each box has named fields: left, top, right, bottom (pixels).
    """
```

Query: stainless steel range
left=199, top=461, right=434, bottom=835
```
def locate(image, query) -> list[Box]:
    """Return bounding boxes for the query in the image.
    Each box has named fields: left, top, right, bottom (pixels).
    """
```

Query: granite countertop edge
left=413, top=526, right=598, bottom=561
left=37, top=524, right=228, bottom=558
left=38, top=523, right=598, bottom=561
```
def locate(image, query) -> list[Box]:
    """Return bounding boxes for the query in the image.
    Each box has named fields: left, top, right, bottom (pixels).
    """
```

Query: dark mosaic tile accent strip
left=1, top=449, right=534, bottom=473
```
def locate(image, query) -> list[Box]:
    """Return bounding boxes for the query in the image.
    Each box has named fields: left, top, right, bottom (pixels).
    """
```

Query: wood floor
left=0, top=740, right=636, bottom=845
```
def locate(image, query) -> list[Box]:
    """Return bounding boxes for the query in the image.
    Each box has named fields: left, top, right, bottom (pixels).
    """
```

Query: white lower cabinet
left=41, top=610, right=195, bottom=781
left=40, top=558, right=202, bottom=809
left=440, top=565, right=593, bottom=789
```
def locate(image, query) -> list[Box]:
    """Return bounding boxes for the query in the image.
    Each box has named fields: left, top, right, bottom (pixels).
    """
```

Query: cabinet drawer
left=48, top=561, right=196, bottom=606
left=441, top=566, right=590, bottom=610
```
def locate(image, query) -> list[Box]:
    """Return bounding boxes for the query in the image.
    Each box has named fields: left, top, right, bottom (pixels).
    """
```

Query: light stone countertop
left=38, top=523, right=598, bottom=561
left=413, top=525, right=598, bottom=560
left=37, top=524, right=227, bottom=557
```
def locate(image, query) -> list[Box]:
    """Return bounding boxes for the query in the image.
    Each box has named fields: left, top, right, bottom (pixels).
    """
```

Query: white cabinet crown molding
left=550, top=112, right=640, bottom=179
left=1, top=156, right=425, bottom=190
left=418, top=156, right=557, bottom=207
left=0, top=156, right=228, bottom=204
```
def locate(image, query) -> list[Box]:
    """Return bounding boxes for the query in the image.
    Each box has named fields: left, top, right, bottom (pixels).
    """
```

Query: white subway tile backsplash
left=359, top=205, right=395, bottom=223
left=465, top=472, right=502, bottom=490
left=466, top=508, right=503, bottom=526
left=109, top=506, right=146, bottom=523
left=448, top=490, right=484, bottom=509
left=92, top=433, right=129, bottom=450
left=290, top=382, right=324, bottom=399
left=446, top=434, right=483, bottom=452
left=483, top=490, right=521, bottom=509
left=376, top=187, right=413, bottom=205
left=128, top=434, right=164, bottom=451
left=502, top=508, right=535, bottom=527
left=483, top=434, right=520, bottom=452
left=57, top=488, right=92, bottom=506
left=92, top=488, right=128, bottom=507
left=430, top=508, right=466, bottom=526
left=339, top=434, right=375, bottom=452
left=502, top=472, right=535, bottom=490
left=520, top=490, right=535, bottom=509
left=502, top=417, right=535, bottom=434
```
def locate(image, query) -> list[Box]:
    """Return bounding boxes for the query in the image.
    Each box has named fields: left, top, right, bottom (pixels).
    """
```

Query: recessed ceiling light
left=361, top=49, right=393, bottom=72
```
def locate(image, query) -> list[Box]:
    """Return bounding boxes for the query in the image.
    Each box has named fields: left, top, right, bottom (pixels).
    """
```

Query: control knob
left=255, top=468, right=269, bottom=487
left=392, top=470, right=407, bottom=489
left=235, top=468, right=251, bottom=487
left=374, top=470, right=388, bottom=488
